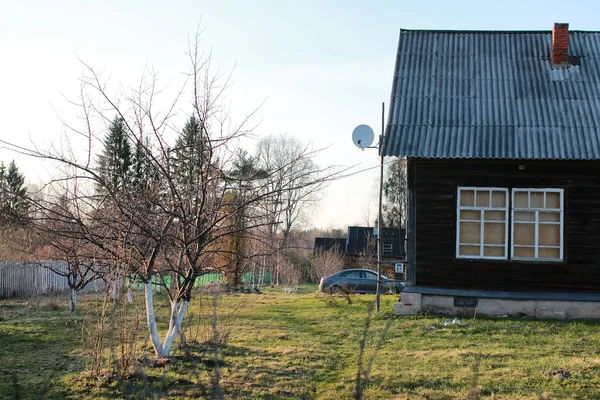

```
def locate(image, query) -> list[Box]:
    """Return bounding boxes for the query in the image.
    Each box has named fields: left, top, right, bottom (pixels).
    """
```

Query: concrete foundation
left=393, top=292, right=600, bottom=319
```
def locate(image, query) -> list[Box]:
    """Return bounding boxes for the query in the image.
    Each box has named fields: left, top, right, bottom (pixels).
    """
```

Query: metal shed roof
left=382, top=29, right=600, bottom=159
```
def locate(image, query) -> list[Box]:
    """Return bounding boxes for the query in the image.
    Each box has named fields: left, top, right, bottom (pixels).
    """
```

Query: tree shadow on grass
left=0, top=320, right=84, bottom=400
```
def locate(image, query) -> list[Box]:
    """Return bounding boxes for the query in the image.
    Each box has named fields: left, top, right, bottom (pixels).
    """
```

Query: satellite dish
left=352, top=124, right=375, bottom=150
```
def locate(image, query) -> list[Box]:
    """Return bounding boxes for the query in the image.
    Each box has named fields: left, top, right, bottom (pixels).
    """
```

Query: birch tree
left=255, top=134, right=327, bottom=284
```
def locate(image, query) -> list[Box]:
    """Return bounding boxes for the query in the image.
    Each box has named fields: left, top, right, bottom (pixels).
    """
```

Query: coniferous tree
left=131, top=136, right=158, bottom=191
left=171, top=116, right=210, bottom=188
left=220, top=150, right=267, bottom=288
left=0, top=160, right=30, bottom=227
left=96, top=116, right=133, bottom=195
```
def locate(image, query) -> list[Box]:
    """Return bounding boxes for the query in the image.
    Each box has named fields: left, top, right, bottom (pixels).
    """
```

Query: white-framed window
left=511, top=189, right=563, bottom=261
left=456, top=187, right=509, bottom=259
left=382, top=242, right=393, bottom=255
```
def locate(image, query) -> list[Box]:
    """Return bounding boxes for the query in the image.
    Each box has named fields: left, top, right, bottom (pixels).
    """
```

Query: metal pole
left=376, top=102, right=385, bottom=312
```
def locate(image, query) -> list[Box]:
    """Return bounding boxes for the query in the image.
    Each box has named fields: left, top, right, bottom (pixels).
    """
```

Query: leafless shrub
left=114, top=290, right=143, bottom=378
left=278, top=255, right=302, bottom=291
left=315, top=280, right=354, bottom=306
left=311, top=247, right=344, bottom=282
left=85, top=290, right=111, bottom=377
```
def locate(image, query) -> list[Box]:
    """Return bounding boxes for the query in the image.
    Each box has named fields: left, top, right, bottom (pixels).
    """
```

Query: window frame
left=382, top=242, right=393, bottom=255
left=456, top=187, right=509, bottom=260
left=510, top=188, right=564, bottom=262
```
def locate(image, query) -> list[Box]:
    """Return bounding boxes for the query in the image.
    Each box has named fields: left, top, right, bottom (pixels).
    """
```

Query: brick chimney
left=552, top=23, right=569, bottom=66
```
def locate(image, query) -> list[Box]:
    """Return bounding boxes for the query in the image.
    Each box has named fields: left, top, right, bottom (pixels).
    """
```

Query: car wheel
left=330, top=285, right=341, bottom=294
left=394, top=287, right=401, bottom=295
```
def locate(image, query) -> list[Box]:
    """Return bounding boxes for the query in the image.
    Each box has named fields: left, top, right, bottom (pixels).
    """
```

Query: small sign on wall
left=395, top=263, right=405, bottom=274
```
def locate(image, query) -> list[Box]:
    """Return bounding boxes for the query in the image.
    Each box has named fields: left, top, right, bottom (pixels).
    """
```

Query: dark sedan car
left=319, top=269, right=405, bottom=294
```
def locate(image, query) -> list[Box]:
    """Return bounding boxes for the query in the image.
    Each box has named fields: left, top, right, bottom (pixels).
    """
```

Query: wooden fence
left=0, top=261, right=105, bottom=298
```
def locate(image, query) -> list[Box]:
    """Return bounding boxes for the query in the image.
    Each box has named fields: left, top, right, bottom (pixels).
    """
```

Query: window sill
left=452, top=257, right=565, bottom=265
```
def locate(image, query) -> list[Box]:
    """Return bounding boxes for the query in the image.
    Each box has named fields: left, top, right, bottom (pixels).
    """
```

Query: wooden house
left=314, top=226, right=405, bottom=275
left=383, top=23, right=600, bottom=318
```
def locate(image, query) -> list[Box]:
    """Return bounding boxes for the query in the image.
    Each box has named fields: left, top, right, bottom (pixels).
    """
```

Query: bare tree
left=311, top=246, right=345, bottom=282
left=255, top=134, right=330, bottom=285
left=34, top=193, right=108, bottom=313
left=278, top=254, right=302, bottom=290
left=356, top=233, right=376, bottom=271
left=382, top=157, right=407, bottom=228
left=5, top=30, right=343, bottom=359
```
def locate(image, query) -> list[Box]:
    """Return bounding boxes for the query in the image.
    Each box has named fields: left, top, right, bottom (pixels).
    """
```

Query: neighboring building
left=313, top=237, right=346, bottom=254
left=383, top=23, right=600, bottom=318
left=314, top=226, right=406, bottom=277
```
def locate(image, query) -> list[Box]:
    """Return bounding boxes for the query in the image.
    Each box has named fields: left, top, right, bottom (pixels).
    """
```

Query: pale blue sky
left=2, top=0, right=600, bottom=228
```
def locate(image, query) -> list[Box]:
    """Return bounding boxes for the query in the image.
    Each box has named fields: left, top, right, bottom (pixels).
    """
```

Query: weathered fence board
left=0, top=261, right=105, bottom=298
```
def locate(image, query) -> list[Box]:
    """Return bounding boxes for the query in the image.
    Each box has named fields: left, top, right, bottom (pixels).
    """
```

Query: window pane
left=484, top=246, right=504, bottom=257
left=476, top=191, right=490, bottom=207
left=514, top=192, right=528, bottom=208
left=485, top=210, right=505, bottom=221
left=539, top=224, right=560, bottom=246
left=484, top=222, right=505, bottom=245
left=514, top=211, right=535, bottom=222
left=546, top=192, right=560, bottom=209
left=514, top=246, right=535, bottom=258
left=531, top=192, right=544, bottom=208
left=459, top=245, right=480, bottom=256
left=460, top=222, right=481, bottom=244
left=460, top=210, right=480, bottom=220
left=491, top=191, right=506, bottom=208
left=460, top=190, right=474, bottom=206
left=514, top=223, right=535, bottom=245
left=539, top=212, right=560, bottom=223
left=539, top=247, right=560, bottom=259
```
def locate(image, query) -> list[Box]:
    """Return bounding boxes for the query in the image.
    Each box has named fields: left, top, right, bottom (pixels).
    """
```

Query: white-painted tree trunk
left=144, top=282, right=189, bottom=358
left=127, top=287, right=133, bottom=304
left=162, top=300, right=189, bottom=356
left=144, top=282, right=165, bottom=357
left=69, top=288, right=77, bottom=314
left=111, top=280, right=118, bottom=299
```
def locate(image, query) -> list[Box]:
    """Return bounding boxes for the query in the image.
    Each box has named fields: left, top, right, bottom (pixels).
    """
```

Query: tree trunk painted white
left=162, top=300, right=189, bottom=356
left=143, top=282, right=189, bottom=358
left=111, top=280, right=118, bottom=299
left=145, top=282, right=165, bottom=358
left=127, top=287, right=133, bottom=304
left=69, top=288, right=77, bottom=314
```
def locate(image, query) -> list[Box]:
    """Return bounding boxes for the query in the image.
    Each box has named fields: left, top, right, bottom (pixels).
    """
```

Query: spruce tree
left=96, top=116, right=133, bottom=195
left=171, top=116, right=210, bottom=188
left=131, top=136, right=158, bottom=190
left=0, top=160, right=29, bottom=227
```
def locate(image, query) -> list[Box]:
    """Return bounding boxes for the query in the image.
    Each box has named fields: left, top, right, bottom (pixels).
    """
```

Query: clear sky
left=2, top=0, right=600, bottom=229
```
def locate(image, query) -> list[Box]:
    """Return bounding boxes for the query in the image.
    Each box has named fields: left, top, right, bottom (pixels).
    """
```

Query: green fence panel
left=127, top=273, right=224, bottom=290
left=243, top=272, right=271, bottom=285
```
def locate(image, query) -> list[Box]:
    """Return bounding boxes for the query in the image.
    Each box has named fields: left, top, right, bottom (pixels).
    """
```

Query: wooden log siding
left=410, top=159, right=600, bottom=293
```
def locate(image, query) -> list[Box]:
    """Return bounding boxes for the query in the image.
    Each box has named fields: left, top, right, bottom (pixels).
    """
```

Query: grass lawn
left=2, top=285, right=600, bottom=399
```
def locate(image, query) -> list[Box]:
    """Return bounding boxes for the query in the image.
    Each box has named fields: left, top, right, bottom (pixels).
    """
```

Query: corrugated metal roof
left=382, top=29, right=600, bottom=159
